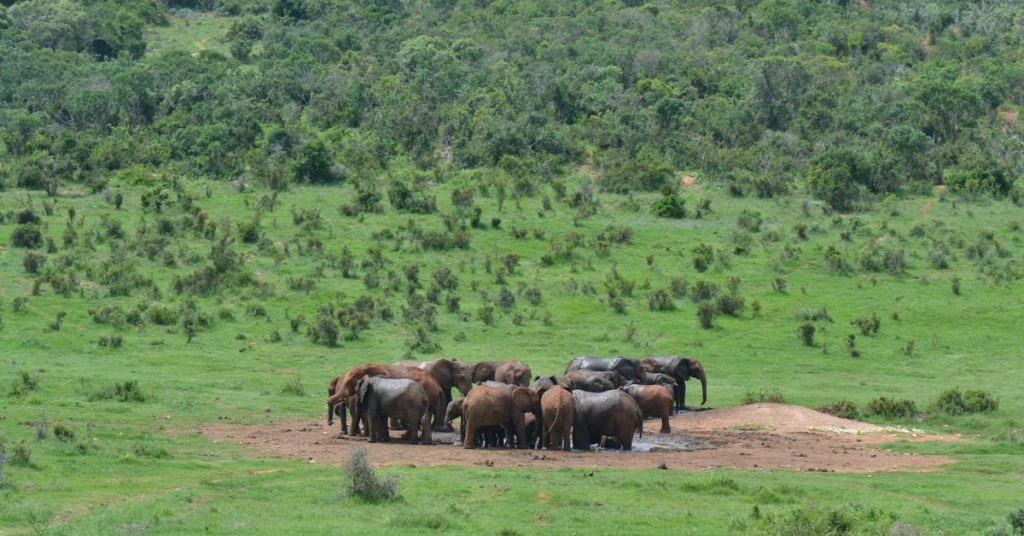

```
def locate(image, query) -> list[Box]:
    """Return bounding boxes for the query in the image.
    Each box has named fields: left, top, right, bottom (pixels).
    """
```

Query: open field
left=1, top=180, right=1023, bottom=534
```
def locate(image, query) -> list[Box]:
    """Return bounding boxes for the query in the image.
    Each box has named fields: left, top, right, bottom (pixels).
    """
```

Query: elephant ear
left=357, top=377, right=372, bottom=405
left=512, top=387, right=538, bottom=412
left=554, top=376, right=571, bottom=390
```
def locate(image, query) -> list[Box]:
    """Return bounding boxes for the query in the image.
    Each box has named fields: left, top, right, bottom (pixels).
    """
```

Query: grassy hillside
left=1, top=178, right=1023, bottom=533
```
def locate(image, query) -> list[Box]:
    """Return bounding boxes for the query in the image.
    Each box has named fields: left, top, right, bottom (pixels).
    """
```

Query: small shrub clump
left=865, top=397, right=917, bottom=419
left=931, top=388, right=998, bottom=416
left=743, top=390, right=786, bottom=404
left=342, top=448, right=398, bottom=502
left=818, top=400, right=860, bottom=420
left=851, top=314, right=881, bottom=336
left=647, top=289, right=675, bottom=311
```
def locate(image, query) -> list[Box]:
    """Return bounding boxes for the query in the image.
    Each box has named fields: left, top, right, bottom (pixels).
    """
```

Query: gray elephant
left=571, top=389, right=643, bottom=451
left=564, top=370, right=624, bottom=392
left=565, top=356, right=648, bottom=384
left=640, top=356, right=707, bottom=410
left=354, top=376, right=432, bottom=445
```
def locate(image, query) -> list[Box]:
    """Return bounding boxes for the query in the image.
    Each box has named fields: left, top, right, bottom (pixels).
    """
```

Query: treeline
left=1, top=0, right=1023, bottom=208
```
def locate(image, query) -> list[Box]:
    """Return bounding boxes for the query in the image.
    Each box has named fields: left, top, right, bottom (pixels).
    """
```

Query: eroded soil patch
left=197, top=404, right=955, bottom=473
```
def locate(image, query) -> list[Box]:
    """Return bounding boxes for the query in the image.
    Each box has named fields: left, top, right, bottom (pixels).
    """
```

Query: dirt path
left=921, top=184, right=947, bottom=218
left=198, top=404, right=955, bottom=474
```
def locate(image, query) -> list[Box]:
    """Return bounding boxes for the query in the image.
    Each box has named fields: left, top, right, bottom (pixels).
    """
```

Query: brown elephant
left=571, top=390, right=644, bottom=451
left=540, top=385, right=574, bottom=450
left=461, top=384, right=540, bottom=449
left=469, top=360, right=500, bottom=382
left=494, top=360, right=532, bottom=386
left=354, top=376, right=432, bottom=444
left=640, top=356, right=707, bottom=410
left=396, top=358, right=473, bottom=409
left=621, top=384, right=672, bottom=433
left=564, top=370, right=624, bottom=392
left=326, top=364, right=446, bottom=435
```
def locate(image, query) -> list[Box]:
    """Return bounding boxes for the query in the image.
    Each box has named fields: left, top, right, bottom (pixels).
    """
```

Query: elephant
left=396, top=358, right=473, bottom=409
left=469, top=360, right=500, bottom=382
left=326, top=364, right=446, bottom=435
left=621, top=384, right=673, bottom=433
left=565, top=356, right=648, bottom=384
left=571, top=390, right=643, bottom=451
left=530, top=375, right=572, bottom=396
left=640, top=356, right=707, bottom=410
left=354, top=376, right=432, bottom=445
left=564, top=370, right=624, bottom=392
left=494, top=360, right=532, bottom=386
left=461, top=384, right=540, bottom=449
left=540, top=384, right=574, bottom=450
left=446, top=398, right=504, bottom=447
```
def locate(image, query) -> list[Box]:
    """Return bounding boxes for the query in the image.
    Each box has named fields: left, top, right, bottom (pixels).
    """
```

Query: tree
left=294, top=139, right=335, bottom=184
left=806, top=149, right=872, bottom=211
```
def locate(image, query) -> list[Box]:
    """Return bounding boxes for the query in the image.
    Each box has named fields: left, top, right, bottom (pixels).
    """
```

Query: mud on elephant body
left=571, top=389, right=643, bottom=451
left=327, top=364, right=446, bottom=435
left=640, top=356, right=707, bottom=410
left=565, top=356, right=648, bottom=384
left=564, top=370, right=625, bottom=392
left=621, top=384, right=673, bottom=433
left=355, top=376, right=432, bottom=444
left=461, top=384, right=540, bottom=449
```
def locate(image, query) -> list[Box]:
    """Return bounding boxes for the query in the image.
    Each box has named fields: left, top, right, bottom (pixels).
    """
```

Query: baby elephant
left=355, top=376, right=432, bottom=445
left=621, top=384, right=673, bottom=433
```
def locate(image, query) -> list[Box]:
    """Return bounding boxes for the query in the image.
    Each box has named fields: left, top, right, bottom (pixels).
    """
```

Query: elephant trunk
left=699, top=371, right=707, bottom=406
left=327, top=401, right=334, bottom=425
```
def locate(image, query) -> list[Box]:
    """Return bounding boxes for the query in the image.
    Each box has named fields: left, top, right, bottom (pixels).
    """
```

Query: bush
left=865, top=397, right=916, bottom=419
left=697, top=302, right=716, bottom=329
left=478, top=305, right=496, bottom=326
left=96, top=335, right=124, bottom=348
left=9, top=442, right=31, bottom=466
left=309, top=307, right=340, bottom=347
left=147, top=304, right=179, bottom=325
left=11, top=225, right=43, bottom=249
left=736, top=210, right=763, bottom=232
left=670, top=277, right=688, bottom=299
left=8, top=371, right=39, bottom=397
left=647, top=289, right=674, bottom=311
left=1009, top=507, right=1024, bottom=535
left=797, top=323, right=815, bottom=346
left=281, top=376, right=305, bottom=396
left=932, top=388, right=998, bottom=416
left=691, top=243, right=715, bottom=272
left=716, top=294, right=745, bottom=317
left=342, top=448, right=398, bottom=502
left=819, top=400, right=860, bottom=420
left=91, top=380, right=147, bottom=402
left=772, top=277, right=787, bottom=293
left=851, top=314, right=880, bottom=336
left=689, top=281, right=719, bottom=303
left=650, top=194, right=686, bottom=219
left=22, top=252, right=46, bottom=274
left=53, top=424, right=75, bottom=442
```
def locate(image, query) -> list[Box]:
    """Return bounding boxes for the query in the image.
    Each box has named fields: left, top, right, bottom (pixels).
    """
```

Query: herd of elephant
left=325, top=355, right=707, bottom=451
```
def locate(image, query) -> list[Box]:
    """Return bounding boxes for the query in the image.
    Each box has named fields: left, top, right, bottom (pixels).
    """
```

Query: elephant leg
left=513, top=417, right=527, bottom=449
left=660, top=412, right=671, bottom=434
left=561, top=424, right=572, bottom=451
left=463, top=422, right=478, bottom=449
left=420, top=410, right=432, bottom=445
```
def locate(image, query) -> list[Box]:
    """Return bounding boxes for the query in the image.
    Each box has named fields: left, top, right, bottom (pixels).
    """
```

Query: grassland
left=1, top=177, right=1023, bottom=534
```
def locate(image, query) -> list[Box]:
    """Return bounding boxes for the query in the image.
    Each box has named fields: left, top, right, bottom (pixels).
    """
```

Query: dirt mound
left=681, top=403, right=898, bottom=434
left=197, top=404, right=955, bottom=474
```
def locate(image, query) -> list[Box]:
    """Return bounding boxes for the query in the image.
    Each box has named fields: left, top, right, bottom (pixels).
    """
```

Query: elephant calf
left=355, top=376, right=432, bottom=445
left=564, top=370, right=624, bottom=392
left=621, top=384, right=673, bottom=433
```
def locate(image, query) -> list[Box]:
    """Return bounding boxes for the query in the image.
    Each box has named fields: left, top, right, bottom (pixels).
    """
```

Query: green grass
left=1, top=179, right=1023, bottom=533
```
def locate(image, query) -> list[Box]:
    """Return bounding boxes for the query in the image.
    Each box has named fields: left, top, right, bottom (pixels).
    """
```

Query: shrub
left=91, top=380, right=147, bottom=402
left=851, top=314, right=881, bottom=336
left=716, top=294, right=745, bottom=317
left=146, top=304, right=179, bottom=326
left=281, top=376, right=305, bottom=396
left=647, top=289, right=674, bottom=311
left=865, top=397, right=916, bottom=419
left=952, top=277, right=961, bottom=295
left=824, top=246, right=852, bottom=275
left=691, top=243, right=715, bottom=272
left=772, top=277, right=787, bottom=293
left=697, top=302, right=716, bottom=329
left=342, top=448, right=398, bottom=502
left=433, top=267, right=458, bottom=291
left=743, top=390, right=785, bottom=404
left=8, top=371, right=39, bottom=397
left=309, top=307, right=340, bottom=347
left=445, top=295, right=460, bottom=313
left=736, top=210, right=763, bottom=232
left=610, top=297, right=626, bottom=314
left=650, top=194, right=686, bottom=219
left=524, top=287, right=542, bottom=306
left=96, top=335, right=124, bottom=348
left=669, top=277, right=688, bottom=299
left=819, top=400, right=860, bottom=420
left=11, top=225, right=43, bottom=249
left=689, top=281, right=719, bottom=303
left=10, top=442, right=31, bottom=466
left=22, top=252, right=46, bottom=274
left=1009, top=507, right=1024, bottom=535
left=478, top=305, right=496, bottom=326
left=53, top=424, right=75, bottom=442
left=797, top=323, right=815, bottom=346
left=932, top=388, right=998, bottom=416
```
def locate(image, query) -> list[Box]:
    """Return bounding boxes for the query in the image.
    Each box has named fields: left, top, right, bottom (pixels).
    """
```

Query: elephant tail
left=544, top=401, right=563, bottom=441
left=635, top=407, right=644, bottom=440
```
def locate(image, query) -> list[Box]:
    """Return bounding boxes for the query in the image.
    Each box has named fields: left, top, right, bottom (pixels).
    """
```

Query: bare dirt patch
left=680, top=175, right=699, bottom=189
left=198, top=404, right=954, bottom=474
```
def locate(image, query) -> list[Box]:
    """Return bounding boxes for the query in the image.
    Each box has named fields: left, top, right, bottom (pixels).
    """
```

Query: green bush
left=697, top=302, right=716, bottom=329
left=647, top=289, right=674, bottom=311
left=819, top=400, right=860, bottom=420
left=22, top=251, right=46, bottom=273
left=797, top=323, right=815, bottom=346
left=691, top=243, right=715, bottom=272
left=743, top=390, right=785, bottom=404
left=146, top=304, right=179, bottom=326
left=90, top=380, right=147, bottom=403
left=865, top=397, right=916, bottom=419
left=932, top=388, right=998, bottom=416
left=11, top=225, right=43, bottom=249
left=650, top=194, right=686, bottom=219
